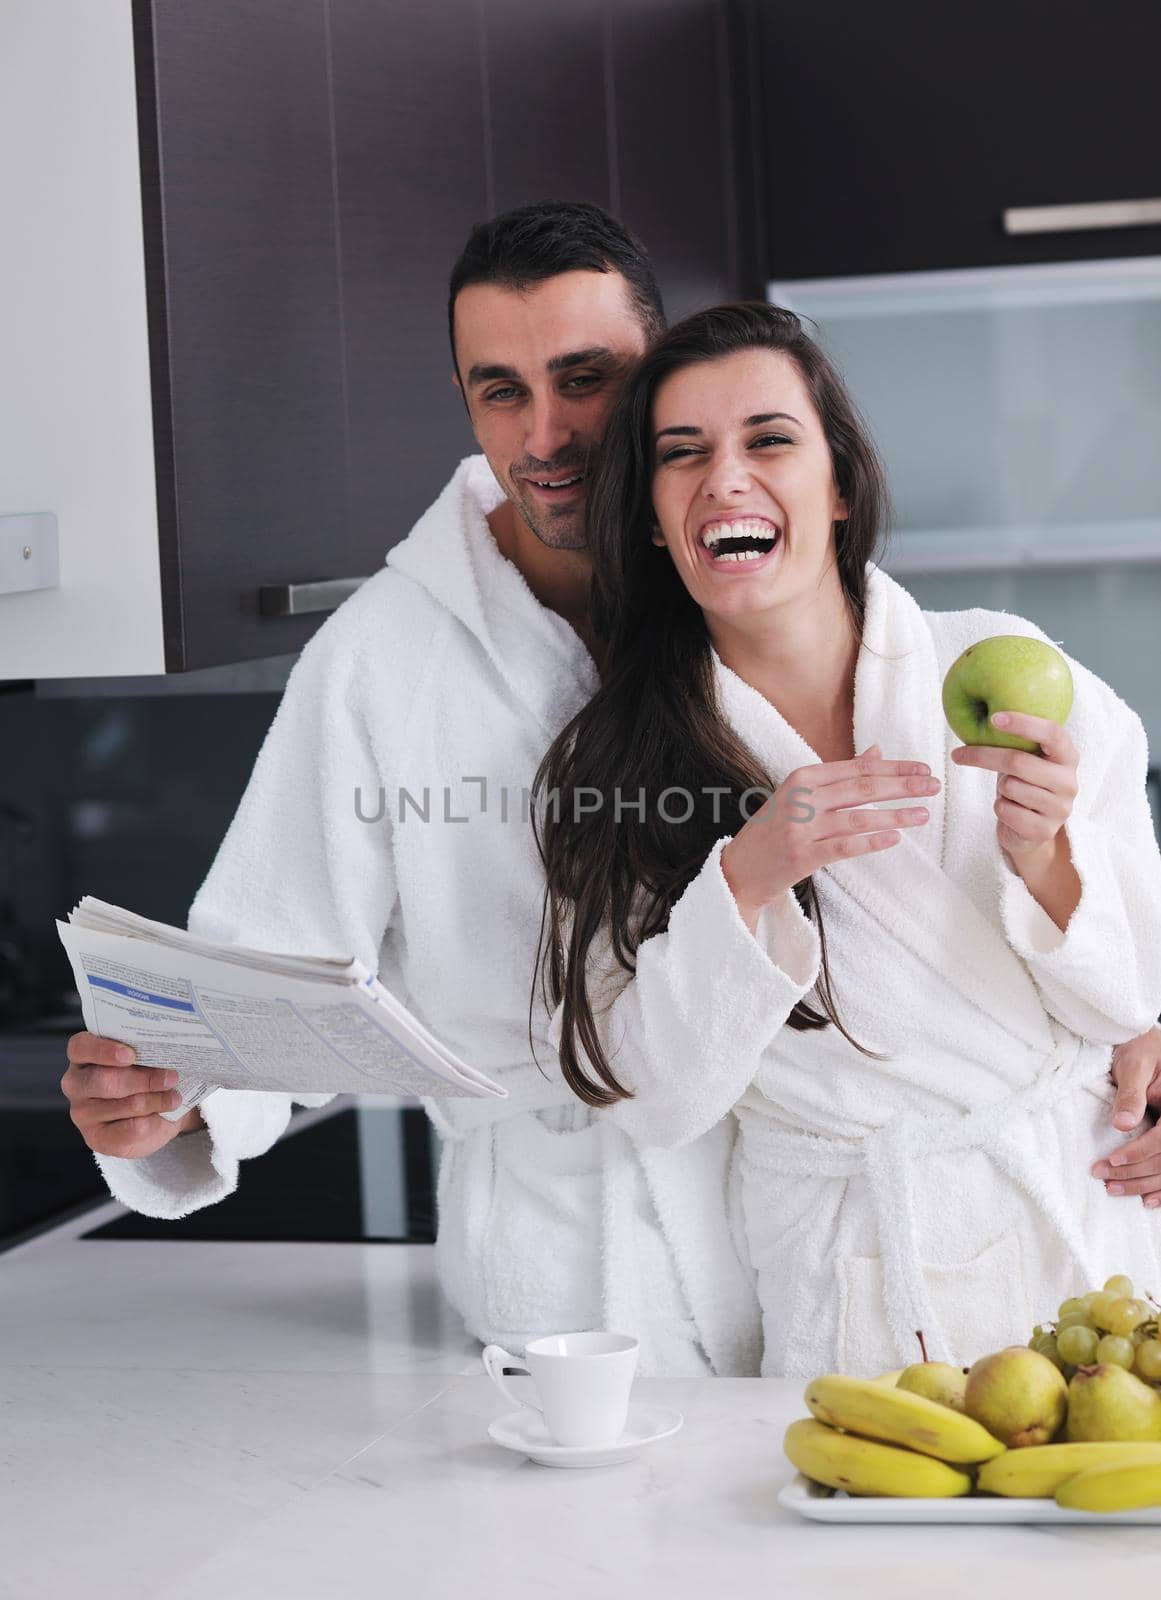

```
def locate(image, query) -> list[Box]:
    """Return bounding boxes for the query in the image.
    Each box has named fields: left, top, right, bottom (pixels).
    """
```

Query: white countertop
left=6, top=1201, right=1161, bottom=1600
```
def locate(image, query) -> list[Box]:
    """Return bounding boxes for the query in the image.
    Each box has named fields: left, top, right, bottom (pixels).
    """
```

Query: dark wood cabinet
left=137, top=0, right=352, bottom=672
left=328, top=0, right=487, bottom=580
left=2, top=0, right=752, bottom=680
left=136, top=0, right=754, bottom=672
left=484, top=0, right=611, bottom=216
left=748, top=0, right=1161, bottom=282
left=611, top=0, right=752, bottom=317
left=139, top=0, right=495, bottom=671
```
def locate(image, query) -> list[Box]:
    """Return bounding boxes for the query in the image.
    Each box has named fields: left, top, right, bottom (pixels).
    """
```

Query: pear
left=897, top=1361, right=969, bottom=1412
left=964, top=1346, right=1067, bottom=1447
left=1066, top=1363, right=1161, bottom=1443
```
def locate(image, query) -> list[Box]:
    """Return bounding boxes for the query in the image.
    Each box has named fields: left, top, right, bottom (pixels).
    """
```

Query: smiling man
left=59, top=201, right=764, bottom=1379
left=451, top=255, right=655, bottom=661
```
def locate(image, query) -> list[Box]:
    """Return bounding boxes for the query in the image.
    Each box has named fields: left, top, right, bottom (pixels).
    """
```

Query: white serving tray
left=779, top=1474, right=1161, bottom=1525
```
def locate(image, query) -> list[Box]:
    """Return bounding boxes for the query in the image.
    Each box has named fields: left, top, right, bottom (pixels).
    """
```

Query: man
left=58, top=202, right=762, bottom=1377
left=59, top=202, right=1161, bottom=1363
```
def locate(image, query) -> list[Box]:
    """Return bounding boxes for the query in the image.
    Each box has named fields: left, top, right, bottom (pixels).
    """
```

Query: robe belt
left=740, top=1034, right=1109, bottom=1363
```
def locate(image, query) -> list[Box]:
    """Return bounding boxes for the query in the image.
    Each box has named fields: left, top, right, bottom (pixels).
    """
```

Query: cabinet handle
left=259, top=577, right=369, bottom=617
left=1003, top=198, right=1161, bottom=236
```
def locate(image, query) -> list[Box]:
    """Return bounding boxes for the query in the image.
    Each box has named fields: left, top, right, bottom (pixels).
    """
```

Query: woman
left=533, top=302, right=1161, bottom=1377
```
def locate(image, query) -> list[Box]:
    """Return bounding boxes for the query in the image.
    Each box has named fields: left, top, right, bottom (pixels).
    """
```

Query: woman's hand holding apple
left=949, top=709, right=1079, bottom=863
left=720, top=744, right=942, bottom=931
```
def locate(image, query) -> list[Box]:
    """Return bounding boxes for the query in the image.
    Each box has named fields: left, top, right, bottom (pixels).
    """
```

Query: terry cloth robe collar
left=711, top=561, right=1057, bottom=1057
left=387, top=455, right=600, bottom=741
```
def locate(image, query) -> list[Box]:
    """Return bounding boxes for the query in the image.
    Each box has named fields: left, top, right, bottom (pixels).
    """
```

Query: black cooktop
left=82, top=1106, right=436, bottom=1244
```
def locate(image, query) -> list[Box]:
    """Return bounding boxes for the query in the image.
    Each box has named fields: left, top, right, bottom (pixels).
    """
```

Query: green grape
left=1104, top=1274, right=1135, bottom=1298
left=1058, top=1297, right=1087, bottom=1320
left=1055, top=1311, right=1095, bottom=1334
left=1102, top=1297, right=1151, bottom=1337
left=1097, top=1334, right=1135, bottom=1369
left=1038, top=1336, right=1066, bottom=1372
left=1106, top=1299, right=1151, bottom=1337
left=1134, top=1340, right=1161, bottom=1382
left=1088, top=1291, right=1122, bottom=1331
left=1057, top=1324, right=1100, bottom=1365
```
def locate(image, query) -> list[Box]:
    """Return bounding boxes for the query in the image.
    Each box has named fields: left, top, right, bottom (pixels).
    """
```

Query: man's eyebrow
left=547, top=346, right=618, bottom=374
left=653, top=411, right=802, bottom=443
left=465, top=347, right=619, bottom=388
left=466, top=362, right=520, bottom=388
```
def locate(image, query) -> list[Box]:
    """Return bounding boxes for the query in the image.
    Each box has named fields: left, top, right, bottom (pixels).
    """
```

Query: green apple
left=941, top=634, right=1073, bottom=753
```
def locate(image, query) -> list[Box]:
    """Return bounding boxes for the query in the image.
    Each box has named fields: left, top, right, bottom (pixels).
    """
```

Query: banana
left=1056, top=1460, right=1161, bottom=1513
left=979, top=1441, right=1161, bottom=1498
left=784, top=1418, right=972, bottom=1498
left=871, top=1369, right=904, bottom=1387
left=805, top=1374, right=1005, bottom=1464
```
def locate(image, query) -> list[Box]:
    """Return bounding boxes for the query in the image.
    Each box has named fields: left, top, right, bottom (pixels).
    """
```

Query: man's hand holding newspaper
left=56, top=896, right=506, bottom=1162
left=62, top=1035, right=203, bottom=1158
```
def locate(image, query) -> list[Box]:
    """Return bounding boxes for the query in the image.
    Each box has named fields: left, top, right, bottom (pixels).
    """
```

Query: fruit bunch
left=784, top=1375, right=1003, bottom=1500
left=783, top=1273, right=1161, bottom=1512
left=1028, top=1274, right=1161, bottom=1385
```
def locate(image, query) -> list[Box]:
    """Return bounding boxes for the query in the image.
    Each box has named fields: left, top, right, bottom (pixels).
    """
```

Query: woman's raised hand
left=949, top=710, right=1079, bottom=863
left=719, top=743, right=941, bottom=929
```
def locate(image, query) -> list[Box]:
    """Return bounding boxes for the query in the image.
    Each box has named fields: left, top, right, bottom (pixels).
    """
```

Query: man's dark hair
left=447, top=200, right=665, bottom=372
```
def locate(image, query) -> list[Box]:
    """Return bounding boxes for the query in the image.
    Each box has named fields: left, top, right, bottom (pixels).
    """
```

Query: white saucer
left=487, top=1401, right=684, bottom=1468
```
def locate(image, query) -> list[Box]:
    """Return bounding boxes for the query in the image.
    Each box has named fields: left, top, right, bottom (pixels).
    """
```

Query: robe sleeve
left=547, top=836, right=821, bottom=1150
left=998, top=691, right=1161, bottom=1045
left=93, top=606, right=400, bottom=1219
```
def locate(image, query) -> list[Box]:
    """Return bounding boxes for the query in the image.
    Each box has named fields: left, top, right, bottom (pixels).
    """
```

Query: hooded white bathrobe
left=550, top=562, right=1161, bottom=1377
left=92, top=456, right=762, bottom=1378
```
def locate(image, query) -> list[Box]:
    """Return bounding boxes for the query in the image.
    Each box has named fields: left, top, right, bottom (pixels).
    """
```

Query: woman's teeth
left=700, top=518, right=781, bottom=561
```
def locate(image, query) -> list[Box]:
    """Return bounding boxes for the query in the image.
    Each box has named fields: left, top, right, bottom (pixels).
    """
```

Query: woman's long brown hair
left=532, top=303, right=890, bottom=1106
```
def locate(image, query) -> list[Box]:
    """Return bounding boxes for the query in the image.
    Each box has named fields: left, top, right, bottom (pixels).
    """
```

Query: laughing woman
left=533, top=302, right=1161, bottom=1378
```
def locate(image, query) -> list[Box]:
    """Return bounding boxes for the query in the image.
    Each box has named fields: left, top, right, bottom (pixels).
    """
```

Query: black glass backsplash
left=0, top=685, right=283, bottom=1241
left=0, top=685, right=283, bottom=1026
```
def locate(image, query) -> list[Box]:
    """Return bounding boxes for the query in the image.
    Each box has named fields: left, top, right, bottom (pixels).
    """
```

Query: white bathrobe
left=551, top=562, right=1161, bottom=1377
left=92, top=456, right=762, bottom=1378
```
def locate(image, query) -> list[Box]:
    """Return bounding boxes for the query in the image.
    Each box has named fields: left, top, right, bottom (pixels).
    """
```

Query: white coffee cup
left=481, top=1330, right=640, bottom=1447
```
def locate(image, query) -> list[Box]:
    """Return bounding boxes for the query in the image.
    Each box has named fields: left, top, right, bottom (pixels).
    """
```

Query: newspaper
left=56, top=897, right=507, bottom=1118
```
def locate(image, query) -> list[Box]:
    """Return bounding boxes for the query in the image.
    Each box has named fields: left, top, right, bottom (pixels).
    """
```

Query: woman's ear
left=833, top=494, right=850, bottom=525
left=650, top=520, right=667, bottom=548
